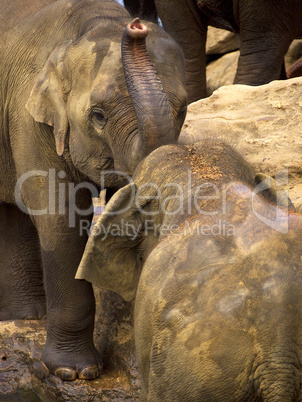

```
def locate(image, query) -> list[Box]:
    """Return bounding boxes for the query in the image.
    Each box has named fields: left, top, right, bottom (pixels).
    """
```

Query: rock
left=206, top=51, right=239, bottom=95
left=206, top=27, right=240, bottom=57
left=205, top=27, right=240, bottom=96
left=179, top=77, right=302, bottom=209
left=0, top=291, right=139, bottom=401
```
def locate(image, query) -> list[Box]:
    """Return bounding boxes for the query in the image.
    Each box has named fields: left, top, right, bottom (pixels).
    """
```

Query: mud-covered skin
left=78, top=139, right=300, bottom=399
left=154, top=0, right=302, bottom=102
left=136, top=192, right=302, bottom=401
left=0, top=0, right=187, bottom=381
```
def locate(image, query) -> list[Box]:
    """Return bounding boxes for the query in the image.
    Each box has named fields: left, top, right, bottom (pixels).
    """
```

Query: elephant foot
left=0, top=302, right=46, bottom=321
left=41, top=362, right=101, bottom=381
left=41, top=344, right=102, bottom=381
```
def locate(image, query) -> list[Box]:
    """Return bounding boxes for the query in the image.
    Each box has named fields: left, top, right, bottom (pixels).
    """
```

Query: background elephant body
left=78, top=138, right=302, bottom=399
left=123, top=0, right=158, bottom=22
left=154, top=0, right=302, bottom=102
left=0, top=0, right=187, bottom=380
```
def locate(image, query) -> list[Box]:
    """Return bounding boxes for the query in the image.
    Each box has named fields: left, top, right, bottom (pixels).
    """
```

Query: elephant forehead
left=68, top=39, right=97, bottom=80
left=90, top=41, right=125, bottom=103
left=91, top=40, right=122, bottom=75
left=69, top=39, right=123, bottom=93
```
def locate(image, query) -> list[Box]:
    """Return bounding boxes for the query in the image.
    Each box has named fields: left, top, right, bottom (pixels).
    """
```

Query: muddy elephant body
left=78, top=138, right=302, bottom=399
left=0, top=0, right=187, bottom=380
left=135, top=209, right=302, bottom=401
left=153, top=0, right=302, bottom=102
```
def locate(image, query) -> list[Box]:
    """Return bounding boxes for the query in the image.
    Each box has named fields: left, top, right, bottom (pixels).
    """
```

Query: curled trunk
left=121, top=18, right=176, bottom=163
left=287, top=57, right=302, bottom=79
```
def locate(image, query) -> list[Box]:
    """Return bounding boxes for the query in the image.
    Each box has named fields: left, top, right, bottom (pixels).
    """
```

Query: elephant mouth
left=79, top=151, right=132, bottom=191
left=95, top=155, right=131, bottom=190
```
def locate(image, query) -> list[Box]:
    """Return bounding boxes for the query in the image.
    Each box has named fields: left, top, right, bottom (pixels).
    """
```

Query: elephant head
left=25, top=18, right=187, bottom=188
left=76, top=140, right=294, bottom=301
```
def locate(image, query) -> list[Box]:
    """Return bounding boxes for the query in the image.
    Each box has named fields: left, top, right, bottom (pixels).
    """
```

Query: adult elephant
left=0, top=0, right=187, bottom=381
left=77, top=138, right=301, bottom=400
left=124, top=0, right=158, bottom=22
left=153, top=0, right=302, bottom=102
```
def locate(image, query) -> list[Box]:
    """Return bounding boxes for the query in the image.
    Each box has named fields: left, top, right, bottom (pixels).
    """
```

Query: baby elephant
left=77, top=139, right=302, bottom=401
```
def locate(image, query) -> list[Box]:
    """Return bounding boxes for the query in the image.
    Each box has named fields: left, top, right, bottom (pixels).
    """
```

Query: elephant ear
left=25, top=41, right=72, bottom=156
left=76, top=183, right=145, bottom=302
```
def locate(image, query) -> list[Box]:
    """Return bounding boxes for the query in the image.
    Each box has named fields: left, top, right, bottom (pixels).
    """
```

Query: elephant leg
left=124, top=0, right=157, bottom=22
left=123, top=0, right=140, bottom=17
left=234, top=39, right=290, bottom=85
left=234, top=9, right=293, bottom=85
left=140, top=0, right=158, bottom=23
left=155, top=0, right=208, bottom=102
left=30, top=191, right=102, bottom=381
left=0, top=202, right=46, bottom=320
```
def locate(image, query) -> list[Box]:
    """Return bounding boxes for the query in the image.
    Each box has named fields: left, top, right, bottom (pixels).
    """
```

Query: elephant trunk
left=121, top=18, right=176, bottom=164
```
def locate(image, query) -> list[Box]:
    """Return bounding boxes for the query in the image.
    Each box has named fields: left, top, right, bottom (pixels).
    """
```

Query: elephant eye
left=92, top=108, right=107, bottom=127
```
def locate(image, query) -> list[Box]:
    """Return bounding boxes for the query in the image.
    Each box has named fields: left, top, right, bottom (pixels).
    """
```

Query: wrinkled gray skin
left=0, top=0, right=187, bottom=381
left=78, top=138, right=302, bottom=400
left=153, top=0, right=302, bottom=102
